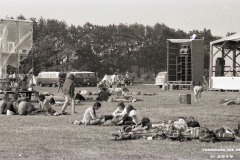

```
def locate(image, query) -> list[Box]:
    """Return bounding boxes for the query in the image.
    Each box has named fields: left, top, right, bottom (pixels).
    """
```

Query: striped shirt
left=82, top=107, right=98, bottom=123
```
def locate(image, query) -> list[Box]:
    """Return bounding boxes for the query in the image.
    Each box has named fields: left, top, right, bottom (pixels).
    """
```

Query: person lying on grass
left=117, top=104, right=142, bottom=126
left=73, top=102, right=102, bottom=125
left=121, top=117, right=153, bottom=132
left=38, top=94, right=56, bottom=115
left=220, top=98, right=240, bottom=105
left=111, top=88, right=143, bottom=102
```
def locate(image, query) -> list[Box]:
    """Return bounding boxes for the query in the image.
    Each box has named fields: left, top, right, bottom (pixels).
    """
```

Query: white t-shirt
left=129, top=110, right=142, bottom=125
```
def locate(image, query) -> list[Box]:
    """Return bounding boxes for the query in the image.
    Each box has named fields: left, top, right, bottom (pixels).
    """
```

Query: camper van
left=69, top=71, right=97, bottom=87
left=155, top=71, right=168, bottom=88
left=36, top=72, right=67, bottom=87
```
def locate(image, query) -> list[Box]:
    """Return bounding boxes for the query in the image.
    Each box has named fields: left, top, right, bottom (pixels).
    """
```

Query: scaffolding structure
left=0, top=19, right=33, bottom=80
left=209, top=32, right=240, bottom=90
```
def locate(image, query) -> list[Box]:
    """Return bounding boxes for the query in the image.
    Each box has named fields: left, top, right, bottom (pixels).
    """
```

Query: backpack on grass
left=214, top=127, right=235, bottom=141
left=181, top=127, right=200, bottom=139
left=199, top=127, right=216, bottom=143
left=112, top=132, right=137, bottom=141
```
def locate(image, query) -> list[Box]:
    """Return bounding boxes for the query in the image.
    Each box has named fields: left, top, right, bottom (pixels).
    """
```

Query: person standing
left=21, top=76, right=28, bottom=91
left=59, top=73, right=75, bottom=114
left=57, top=78, right=64, bottom=94
left=12, top=72, right=16, bottom=83
left=193, top=85, right=203, bottom=101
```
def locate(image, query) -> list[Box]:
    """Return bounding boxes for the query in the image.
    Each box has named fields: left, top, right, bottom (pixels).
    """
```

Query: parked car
left=69, top=71, right=97, bottom=87
left=155, top=71, right=168, bottom=88
left=36, top=71, right=67, bottom=87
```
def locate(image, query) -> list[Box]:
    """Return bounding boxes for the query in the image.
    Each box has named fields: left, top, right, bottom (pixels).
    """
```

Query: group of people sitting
left=71, top=100, right=156, bottom=135
left=0, top=93, right=56, bottom=116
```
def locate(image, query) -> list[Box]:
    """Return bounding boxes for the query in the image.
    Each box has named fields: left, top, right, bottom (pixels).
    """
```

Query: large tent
left=0, top=19, right=33, bottom=79
left=209, top=32, right=240, bottom=90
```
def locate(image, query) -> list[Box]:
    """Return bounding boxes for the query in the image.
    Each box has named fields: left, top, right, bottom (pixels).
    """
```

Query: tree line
left=6, top=15, right=222, bottom=78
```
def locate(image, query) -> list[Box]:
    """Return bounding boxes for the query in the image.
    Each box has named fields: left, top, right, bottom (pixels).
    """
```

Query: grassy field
left=1, top=84, right=240, bottom=160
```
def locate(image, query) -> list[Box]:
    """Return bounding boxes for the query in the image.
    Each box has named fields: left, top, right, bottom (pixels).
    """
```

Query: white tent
left=102, top=75, right=115, bottom=81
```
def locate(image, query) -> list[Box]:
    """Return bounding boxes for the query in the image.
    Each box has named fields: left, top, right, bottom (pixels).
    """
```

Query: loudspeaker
left=216, top=58, right=225, bottom=65
left=215, top=65, right=223, bottom=77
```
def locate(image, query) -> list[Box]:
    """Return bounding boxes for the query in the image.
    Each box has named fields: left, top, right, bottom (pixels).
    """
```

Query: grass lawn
left=1, top=84, right=240, bottom=160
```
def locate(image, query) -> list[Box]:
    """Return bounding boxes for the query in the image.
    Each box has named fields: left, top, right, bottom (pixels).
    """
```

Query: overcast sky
left=0, top=0, right=239, bottom=37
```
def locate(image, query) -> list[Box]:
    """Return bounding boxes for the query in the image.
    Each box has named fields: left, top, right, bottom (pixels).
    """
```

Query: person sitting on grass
left=73, top=102, right=102, bottom=125
left=117, top=104, right=142, bottom=126
left=5, top=99, right=17, bottom=115
left=75, top=91, right=85, bottom=105
left=100, top=101, right=126, bottom=126
left=38, top=94, right=56, bottom=115
left=121, top=87, right=133, bottom=100
left=0, top=97, right=8, bottom=114
left=97, top=87, right=111, bottom=101
left=112, top=101, right=126, bottom=118
left=18, top=97, right=35, bottom=115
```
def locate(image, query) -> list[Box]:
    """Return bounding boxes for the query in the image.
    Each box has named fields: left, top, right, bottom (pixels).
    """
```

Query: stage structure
left=209, top=32, right=240, bottom=90
left=0, top=19, right=33, bottom=79
left=167, top=39, right=204, bottom=89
